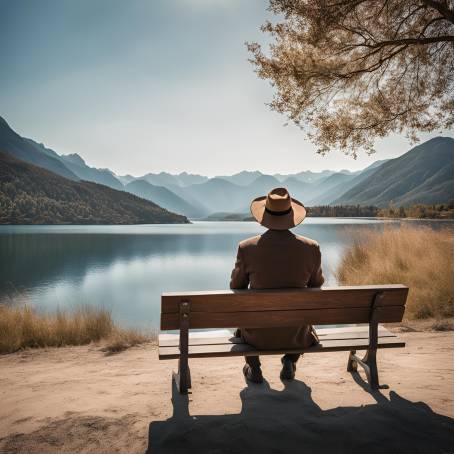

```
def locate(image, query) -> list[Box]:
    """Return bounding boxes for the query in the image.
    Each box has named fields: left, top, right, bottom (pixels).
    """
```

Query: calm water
left=0, top=219, right=450, bottom=329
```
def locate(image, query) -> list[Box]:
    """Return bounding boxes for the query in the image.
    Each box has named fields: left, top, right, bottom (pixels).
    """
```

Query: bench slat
left=161, top=285, right=408, bottom=314
left=158, top=336, right=405, bottom=360
left=160, top=306, right=405, bottom=330
left=159, top=336, right=242, bottom=347
left=158, top=326, right=396, bottom=347
left=315, top=326, right=391, bottom=335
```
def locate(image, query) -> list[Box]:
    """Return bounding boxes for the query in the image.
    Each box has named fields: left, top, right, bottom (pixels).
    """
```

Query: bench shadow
left=147, top=376, right=454, bottom=454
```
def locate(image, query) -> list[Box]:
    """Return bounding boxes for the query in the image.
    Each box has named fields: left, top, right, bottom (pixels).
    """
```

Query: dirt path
left=1, top=331, right=453, bottom=453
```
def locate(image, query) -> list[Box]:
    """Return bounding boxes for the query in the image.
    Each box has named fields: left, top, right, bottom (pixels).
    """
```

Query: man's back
left=230, top=229, right=324, bottom=350
left=230, top=229, right=324, bottom=290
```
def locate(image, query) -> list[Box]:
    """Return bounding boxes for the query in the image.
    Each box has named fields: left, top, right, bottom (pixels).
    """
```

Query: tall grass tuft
left=336, top=226, right=454, bottom=319
left=0, top=304, right=151, bottom=354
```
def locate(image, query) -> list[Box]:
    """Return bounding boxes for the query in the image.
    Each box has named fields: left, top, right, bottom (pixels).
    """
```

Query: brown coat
left=230, top=229, right=324, bottom=350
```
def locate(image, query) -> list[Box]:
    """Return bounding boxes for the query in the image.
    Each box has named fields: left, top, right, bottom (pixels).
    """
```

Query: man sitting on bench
left=230, top=187, right=324, bottom=383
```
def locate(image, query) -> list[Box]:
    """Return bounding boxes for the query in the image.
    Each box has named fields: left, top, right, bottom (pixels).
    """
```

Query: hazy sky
left=1, top=0, right=452, bottom=177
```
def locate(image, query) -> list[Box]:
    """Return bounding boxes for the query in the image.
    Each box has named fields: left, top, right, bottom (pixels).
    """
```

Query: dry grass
left=431, top=319, right=454, bottom=331
left=0, top=304, right=153, bottom=354
left=102, top=328, right=153, bottom=353
left=336, top=225, right=454, bottom=319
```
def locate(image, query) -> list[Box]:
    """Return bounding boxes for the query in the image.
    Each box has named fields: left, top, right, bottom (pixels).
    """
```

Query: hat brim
left=250, top=196, right=306, bottom=230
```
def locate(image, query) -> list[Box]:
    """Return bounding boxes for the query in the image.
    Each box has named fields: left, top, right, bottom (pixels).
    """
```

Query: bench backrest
left=160, top=284, right=408, bottom=330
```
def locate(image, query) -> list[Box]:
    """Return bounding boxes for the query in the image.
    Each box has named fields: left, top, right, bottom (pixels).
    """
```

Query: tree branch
left=418, top=16, right=447, bottom=37
left=364, top=35, right=454, bottom=48
left=421, top=0, right=454, bottom=25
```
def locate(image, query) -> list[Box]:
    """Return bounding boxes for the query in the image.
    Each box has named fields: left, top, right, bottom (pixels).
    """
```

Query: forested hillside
left=0, top=151, right=189, bottom=225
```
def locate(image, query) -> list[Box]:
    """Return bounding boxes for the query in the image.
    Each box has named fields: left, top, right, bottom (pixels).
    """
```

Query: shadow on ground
left=147, top=373, right=454, bottom=454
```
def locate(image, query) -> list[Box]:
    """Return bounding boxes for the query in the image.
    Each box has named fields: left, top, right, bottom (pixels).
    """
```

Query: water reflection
left=1, top=219, right=449, bottom=328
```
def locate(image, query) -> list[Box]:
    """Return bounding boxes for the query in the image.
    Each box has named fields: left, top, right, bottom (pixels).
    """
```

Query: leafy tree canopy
left=248, top=0, right=454, bottom=156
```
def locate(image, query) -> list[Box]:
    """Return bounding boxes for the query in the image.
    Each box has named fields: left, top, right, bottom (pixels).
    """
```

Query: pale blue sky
left=1, top=0, right=452, bottom=176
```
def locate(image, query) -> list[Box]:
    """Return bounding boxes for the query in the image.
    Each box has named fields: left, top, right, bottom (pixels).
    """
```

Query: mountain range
left=0, top=151, right=189, bottom=225
left=333, top=138, right=454, bottom=206
left=0, top=115, right=453, bottom=220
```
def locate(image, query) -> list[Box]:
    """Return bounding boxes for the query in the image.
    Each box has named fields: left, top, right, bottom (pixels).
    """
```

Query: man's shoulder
left=238, top=235, right=261, bottom=249
left=293, top=234, right=321, bottom=249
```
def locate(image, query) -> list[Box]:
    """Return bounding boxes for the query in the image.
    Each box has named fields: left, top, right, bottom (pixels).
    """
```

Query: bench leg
left=173, top=358, right=191, bottom=394
left=347, top=350, right=357, bottom=372
left=348, top=291, right=382, bottom=390
left=361, top=349, right=379, bottom=390
left=348, top=349, right=379, bottom=390
left=173, top=300, right=191, bottom=394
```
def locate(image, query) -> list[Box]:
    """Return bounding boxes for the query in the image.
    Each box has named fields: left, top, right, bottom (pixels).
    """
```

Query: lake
left=0, top=219, right=451, bottom=329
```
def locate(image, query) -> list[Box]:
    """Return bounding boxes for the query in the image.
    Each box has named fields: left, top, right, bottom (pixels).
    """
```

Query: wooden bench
left=159, top=284, right=408, bottom=394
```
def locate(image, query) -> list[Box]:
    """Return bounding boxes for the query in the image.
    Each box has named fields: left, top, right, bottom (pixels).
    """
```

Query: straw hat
left=250, top=187, right=306, bottom=230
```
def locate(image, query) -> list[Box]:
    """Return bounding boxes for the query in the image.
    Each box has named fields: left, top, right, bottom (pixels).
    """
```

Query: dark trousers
left=234, top=329, right=301, bottom=368
left=245, top=353, right=300, bottom=368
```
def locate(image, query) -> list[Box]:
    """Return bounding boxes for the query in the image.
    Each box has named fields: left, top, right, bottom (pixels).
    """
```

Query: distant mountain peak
left=215, top=170, right=264, bottom=186
left=0, top=115, right=11, bottom=128
left=421, top=136, right=453, bottom=144
left=61, top=153, right=86, bottom=166
left=236, top=170, right=262, bottom=176
left=209, top=177, right=239, bottom=185
left=0, top=116, right=80, bottom=181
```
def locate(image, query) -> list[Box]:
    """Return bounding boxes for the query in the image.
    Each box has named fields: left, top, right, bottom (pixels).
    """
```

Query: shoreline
left=195, top=217, right=454, bottom=222
left=2, top=217, right=454, bottom=227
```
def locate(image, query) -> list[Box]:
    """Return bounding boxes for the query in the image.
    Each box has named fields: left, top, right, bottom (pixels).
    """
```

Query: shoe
left=243, top=364, right=263, bottom=383
left=280, top=357, right=296, bottom=380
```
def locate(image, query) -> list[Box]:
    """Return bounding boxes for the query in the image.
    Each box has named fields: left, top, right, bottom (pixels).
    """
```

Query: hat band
left=265, top=206, right=292, bottom=216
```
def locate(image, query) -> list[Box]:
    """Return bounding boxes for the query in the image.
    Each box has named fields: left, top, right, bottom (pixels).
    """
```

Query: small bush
left=0, top=304, right=152, bottom=354
left=336, top=226, right=454, bottom=319
left=431, top=320, right=454, bottom=331
left=102, top=328, right=152, bottom=353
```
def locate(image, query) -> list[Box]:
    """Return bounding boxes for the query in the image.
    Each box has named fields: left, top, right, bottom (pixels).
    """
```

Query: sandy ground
left=1, top=331, right=454, bottom=454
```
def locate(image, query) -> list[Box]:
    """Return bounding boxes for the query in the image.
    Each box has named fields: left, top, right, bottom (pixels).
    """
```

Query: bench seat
left=158, top=325, right=405, bottom=360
